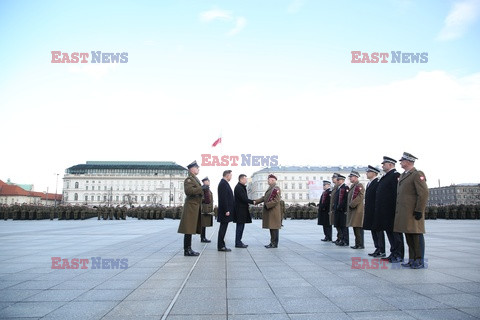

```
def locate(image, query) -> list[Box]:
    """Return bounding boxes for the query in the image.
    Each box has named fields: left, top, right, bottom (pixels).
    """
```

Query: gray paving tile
left=172, top=297, right=226, bottom=315
left=0, top=289, right=43, bottom=302
left=74, top=289, right=132, bottom=301
left=227, top=287, right=276, bottom=299
left=404, top=308, right=480, bottom=320
left=347, top=310, right=417, bottom=320
left=333, top=296, right=398, bottom=312
left=0, top=301, right=65, bottom=318
left=105, top=300, right=170, bottom=317
left=288, top=314, right=352, bottom=320
left=228, top=298, right=284, bottom=315
left=427, top=293, right=480, bottom=308
left=42, top=301, right=118, bottom=319
left=458, top=308, right=480, bottom=318
left=25, top=289, right=87, bottom=302
left=229, top=314, right=289, bottom=320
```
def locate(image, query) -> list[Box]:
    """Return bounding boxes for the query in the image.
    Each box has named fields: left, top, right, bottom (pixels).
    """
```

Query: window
left=74, top=193, right=78, bottom=200
left=86, top=186, right=89, bottom=190
left=75, top=182, right=79, bottom=189
left=85, top=195, right=88, bottom=201
left=147, top=196, right=150, bottom=202
left=285, top=193, right=288, bottom=200
left=141, top=196, right=144, bottom=201
left=92, top=186, right=95, bottom=191
left=91, top=196, right=94, bottom=201
left=98, top=196, right=100, bottom=201
left=291, top=183, right=295, bottom=189
left=116, top=196, right=119, bottom=201
left=299, top=183, right=303, bottom=189
left=285, top=184, right=288, bottom=189
left=299, top=193, right=303, bottom=199
left=292, top=193, right=295, bottom=199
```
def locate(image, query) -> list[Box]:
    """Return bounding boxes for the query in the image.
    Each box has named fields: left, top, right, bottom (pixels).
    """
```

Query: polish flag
left=212, top=137, right=222, bottom=147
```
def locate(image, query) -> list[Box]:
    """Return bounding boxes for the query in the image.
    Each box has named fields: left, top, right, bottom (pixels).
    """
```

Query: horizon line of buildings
left=1, top=161, right=479, bottom=206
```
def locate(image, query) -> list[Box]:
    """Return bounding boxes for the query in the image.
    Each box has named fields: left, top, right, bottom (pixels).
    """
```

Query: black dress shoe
left=218, top=247, right=231, bottom=252
left=401, top=261, right=412, bottom=268
left=235, top=244, right=248, bottom=248
left=338, top=242, right=348, bottom=247
left=184, top=248, right=199, bottom=256
left=368, top=251, right=379, bottom=256
left=265, top=244, right=277, bottom=248
left=321, top=237, right=329, bottom=242
left=201, top=238, right=211, bottom=243
left=390, top=256, right=403, bottom=263
left=381, top=254, right=392, bottom=261
left=375, top=252, right=386, bottom=258
left=350, top=245, right=359, bottom=249
left=411, top=261, right=425, bottom=269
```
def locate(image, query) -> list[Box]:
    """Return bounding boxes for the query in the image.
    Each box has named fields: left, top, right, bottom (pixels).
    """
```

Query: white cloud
left=199, top=8, right=246, bottom=36
left=227, top=17, right=246, bottom=36
left=437, top=0, right=480, bottom=41
left=199, top=9, right=233, bottom=22
left=67, top=63, right=118, bottom=79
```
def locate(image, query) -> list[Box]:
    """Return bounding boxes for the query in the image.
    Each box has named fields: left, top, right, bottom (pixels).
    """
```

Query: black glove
left=414, top=211, right=422, bottom=220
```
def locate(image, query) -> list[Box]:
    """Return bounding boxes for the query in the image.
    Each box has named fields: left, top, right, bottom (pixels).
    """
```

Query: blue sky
left=1, top=0, right=479, bottom=192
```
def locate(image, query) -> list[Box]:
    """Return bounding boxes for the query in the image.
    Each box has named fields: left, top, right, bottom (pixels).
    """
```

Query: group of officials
left=177, top=161, right=282, bottom=256
left=317, top=152, right=429, bottom=269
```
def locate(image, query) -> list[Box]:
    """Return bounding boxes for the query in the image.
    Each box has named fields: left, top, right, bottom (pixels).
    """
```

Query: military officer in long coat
left=217, top=170, right=234, bottom=252
left=333, top=174, right=350, bottom=246
left=374, top=156, right=404, bottom=263
left=254, top=174, right=282, bottom=248
left=395, top=152, right=428, bottom=269
left=318, top=180, right=332, bottom=242
left=200, top=177, right=213, bottom=243
left=233, top=174, right=254, bottom=248
left=329, top=173, right=339, bottom=243
left=177, top=161, right=203, bottom=256
left=347, top=170, right=365, bottom=249
left=363, top=165, right=384, bottom=257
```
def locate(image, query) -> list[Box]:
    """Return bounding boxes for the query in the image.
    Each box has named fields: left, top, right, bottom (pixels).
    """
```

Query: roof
left=253, top=165, right=370, bottom=174
left=0, top=179, right=62, bottom=200
left=66, top=161, right=187, bottom=174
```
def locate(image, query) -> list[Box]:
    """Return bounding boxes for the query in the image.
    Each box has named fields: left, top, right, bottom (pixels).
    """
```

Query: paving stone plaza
left=0, top=218, right=479, bottom=319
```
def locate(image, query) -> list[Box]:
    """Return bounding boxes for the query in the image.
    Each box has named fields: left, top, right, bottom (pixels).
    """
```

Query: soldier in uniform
left=333, top=174, right=349, bottom=246
left=395, top=152, right=428, bottom=269
left=374, top=156, right=404, bottom=263
left=200, top=177, right=213, bottom=243
left=347, top=171, right=365, bottom=249
left=254, top=174, right=282, bottom=248
left=329, top=173, right=339, bottom=243
left=363, top=166, right=384, bottom=257
left=233, top=174, right=254, bottom=248
left=318, top=180, right=332, bottom=242
left=177, top=161, right=203, bottom=256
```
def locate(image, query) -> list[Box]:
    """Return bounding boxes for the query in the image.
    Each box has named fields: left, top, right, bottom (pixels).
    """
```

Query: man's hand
left=226, top=211, right=230, bottom=216
left=414, top=211, right=422, bottom=220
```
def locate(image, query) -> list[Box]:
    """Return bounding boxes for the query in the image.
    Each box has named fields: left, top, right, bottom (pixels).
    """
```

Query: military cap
left=201, top=177, right=209, bottom=182
left=187, top=160, right=199, bottom=169
left=337, top=174, right=346, bottom=180
left=268, top=174, right=278, bottom=180
left=332, top=173, right=339, bottom=178
left=381, top=156, right=397, bottom=164
left=322, top=180, right=331, bottom=185
left=399, top=152, right=418, bottom=162
left=349, top=170, right=360, bottom=178
left=366, top=165, right=380, bottom=174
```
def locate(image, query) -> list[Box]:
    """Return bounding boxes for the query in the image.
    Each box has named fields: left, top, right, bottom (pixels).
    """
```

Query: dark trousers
left=201, top=227, right=207, bottom=240
left=353, top=227, right=364, bottom=247
left=235, top=223, right=245, bottom=245
left=405, top=233, right=424, bottom=262
left=339, top=227, right=349, bottom=245
left=323, top=225, right=332, bottom=240
left=183, top=234, right=192, bottom=250
left=269, top=229, right=279, bottom=246
left=386, top=231, right=405, bottom=259
left=217, top=222, right=229, bottom=249
left=420, top=234, right=425, bottom=263
left=372, top=230, right=385, bottom=253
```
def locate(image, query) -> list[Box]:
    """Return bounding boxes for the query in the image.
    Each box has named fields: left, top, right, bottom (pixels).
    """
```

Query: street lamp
left=54, top=173, right=59, bottom=209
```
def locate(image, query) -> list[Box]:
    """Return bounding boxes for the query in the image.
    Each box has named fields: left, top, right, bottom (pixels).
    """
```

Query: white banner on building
left=308, top=180, right=323, bottom=202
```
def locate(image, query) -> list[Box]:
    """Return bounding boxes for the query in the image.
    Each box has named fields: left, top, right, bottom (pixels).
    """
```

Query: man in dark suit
left=233, top=174, right=254, bottom=248
left=318, top=180, right=332, bottom=242
left=333, top=174, right=350, bottom=246
left=217, top=170, right=234, bottom=252
left=374, top=156, right=404, bottom=263
left=363, top=165, right=384, bottom=257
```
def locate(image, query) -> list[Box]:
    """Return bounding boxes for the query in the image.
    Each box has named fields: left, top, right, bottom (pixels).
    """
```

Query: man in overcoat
left=363, top=165, right=384, bottom=257
left=395, top=152, right=428, bottom=269
left=374, top=156, right=404, bottom=263
left=254, top=174, right=282, bottom=248
left=233, top=174, right=254, bottom=248
left=318, top=180, right=332, bottom=242
left=177, top=161, right=203, bottom=256
left=347, top=170, right=365, bottom=249
left=217, top=170, right=234, bottom=252
left=333, top=174, right=350, bottom=246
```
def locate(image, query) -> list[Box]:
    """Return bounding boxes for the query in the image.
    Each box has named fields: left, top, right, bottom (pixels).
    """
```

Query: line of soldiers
left=318, top=152, right=429, bottom=269
left=0, top=204, right=98, bottom=220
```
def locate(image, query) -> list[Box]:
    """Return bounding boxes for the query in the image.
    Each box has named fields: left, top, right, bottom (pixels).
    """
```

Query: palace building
left=63, top=161, right=188, bottom=207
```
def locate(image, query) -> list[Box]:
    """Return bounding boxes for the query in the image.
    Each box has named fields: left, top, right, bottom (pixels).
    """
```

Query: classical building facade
left=63, top=161, right=188, bottom=207
left=428, top=184, right=480, bottom=206
left=248, top=166, right=371, bottom=205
